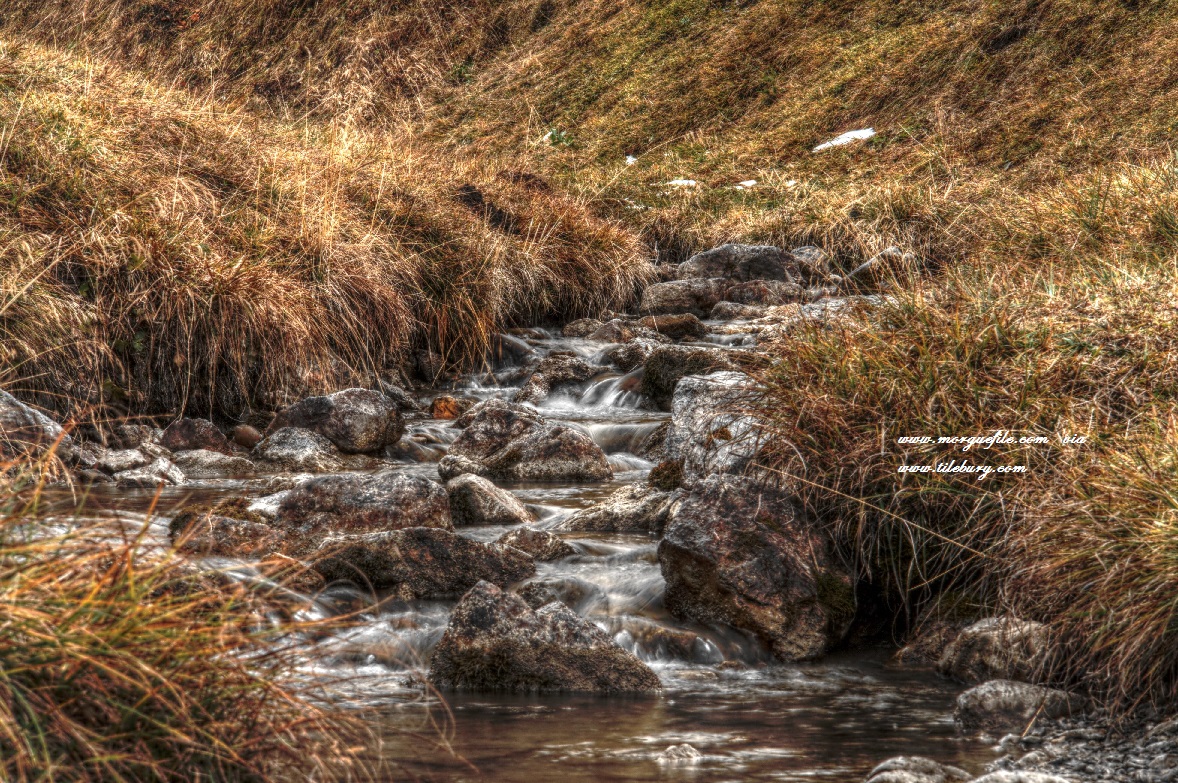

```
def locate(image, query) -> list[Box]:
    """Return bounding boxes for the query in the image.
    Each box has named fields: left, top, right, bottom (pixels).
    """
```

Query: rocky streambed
left=4, top=244, right=1155, bottom=782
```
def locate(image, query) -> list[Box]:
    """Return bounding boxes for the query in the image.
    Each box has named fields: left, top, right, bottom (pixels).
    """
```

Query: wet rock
left=267, top=388, right=404, bottom=454
left=247, top=490, right=289, bottom=520
left=374, top=381, right=421, bottom=414
left=496, top=528, right=576, bottom=561
left=664, top=371, right=765, bottom=480
left=971, top=774, right=1072, bottom=783
left=231, top=424, right=263, bottom=449
left=725, top=279, right=804, bottom=306
left=516, top=576, right=603, bottom=611
left=169, top=514, right=282, bottom=559
left=512, top=352, right=599, bottom=405
left=956, top=680, right=1083, bottom=734
left=588, top=318, right=638, bottom=343
left=791, top=246, right=832, bottom=282
left=448, top=473, right=535, bottom=527
left=637, top=313, right=707, bottom=341
left=430, top=395, right=476, bottom=420
left=113, top=423, right=156, bottom=449
left=96, top=448, right=149, bottom=475
left=639, top=278, right=729, bottom=318
left=562, top=318, right=605, bottom=338
left=657, top=744, right=702, bottom=765
left=640, top=345, right=737, bottom=410
left=937, top=616, right=1049, bottom=685
left=604, top=338, right=663, bottom=373
left=0, top=389, right=77, bottom=462
left=77, top=468, right=113, bottom=485
left=312, top=528, right=534, bottom=596
left=172, top=449, right=256, bottom=479
left=863, top=756, right=971, bottom=783
left=252, top=427, right=345, bottom=473
left=114, top=456, right=185, bottom=488
left=161, top=418, right=231, bottom=454
left=558, top=483, right=676, bottom=535
left=275, top=470, right=451, bottom=535
left=429, top=581, right=661, bottom=693
left=658, top=475, right=854, bottom=661
left=710, top=301, right=767, bottom=320
left=438, top=400, right=612, bottom=483
left=678, top=244, right=797, bottom=283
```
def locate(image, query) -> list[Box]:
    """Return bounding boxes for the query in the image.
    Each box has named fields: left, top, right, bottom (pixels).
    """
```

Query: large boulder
left=311, top=527, right=534, bottom=595
left=0, top=389, right=77, bottom=462
left=438, top=400, right=612, bottom=483
left=161, top=418, right=231, bottom=454
left=447, top=473, right=535, bottom=527
left=663, top=371, right=765, bottom=480
left=640, top=346, right=737, bottom=410
left=429, top=581, right=661, bottom=693
left=496, top=528, right=576, bottom=561
left=512, top=352, right=599, bottom=405
left=657, top=475, right=854, bottom=661
left=171, top=449, right=256, bottom=479
left=557, top=483, right=676, bottom=535
left=937, top=616, right=1049, bottom=685
left=635, top=314, right=707, bottom=341
left=955, top=680, right=1083, bottom=734
left=252, top=427, right=345, bottom=472
left=639, top=278, right=729, bottom=318
left=266, top=388, right=404, bottom=454
left=604, top=338, right=664, bottom=373
left=274, top=470, right=452, bottom=534
left=862, top=756, right=971, bottom=783
left=677, top=244, right=796, bottom=283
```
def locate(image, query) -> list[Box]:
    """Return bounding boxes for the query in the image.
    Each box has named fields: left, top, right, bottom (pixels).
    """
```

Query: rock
left=971, top=773, right=1072, bottom=783
left=955, top=680, right=1083, bottom=734
left=447, top=473, right=535, bottom=527
left=0, top=389, right=77, bottom=462
left=710, top=301, right=766, bottom=320
left=430, top=395, right=475, bottom=420
left=96, top=448, right=149, bottom=475
left=640, top=346, right=738, bottom=411
left=587, top=318, right=638, bottom=343
left=512, top=352, right=599, bottom=405
left=516, top=576, right=604, bottom=611
left=636, top=313, right=707, bottom=341
left=169, top=514, right=281, bottom=559
left=266, top=388, right=404, bottom=454
left=639, top=278, right=729, bottom=317
left=429, top=581, right=661, bottom=693
left=562, top=318, right=605, bottom=338
left=557, top=483, right=676, bottom=535
left=112, top=423, right=155, bottom=449
left=374, top=381, right=421, bottom=413
left=725, top=279, right=804, bottom=306
left=648, top=458, right=685, bottom=491
left=77, top=468, right=113, bottom=484
left=496, top=528, right=576, bottom=561
left=275, top=470, right=451, bottom=535
left=677, top=244, right=797, bottom=283
left=657, top=475, right=854, bottom=661
left=231, top=424, right=263, bottom=449
left=114, top=457, right=185, bottom=488
left=438, top=400, right=612, bottom=483
left=863, top=756, right=971, bottom=783
left=657, top=744, right=702, bottom=765
left=311, top=527, right=534, bottom=595
left=604, top=338, right=663, bottom=373
left=161, top=418, right=231, bottom=454
left=791, top=246, right=832, bottom=282
left=252, top=427, right=345, bottom=472
left=843, top=247, right=917, bottom=289
left=937, top=616, right=1049, bottom=685
left=247, top=490, right=289, bottom=520
left=663, top=371, right=764, bottom=480
left=171, top=449, right=256, bottom=479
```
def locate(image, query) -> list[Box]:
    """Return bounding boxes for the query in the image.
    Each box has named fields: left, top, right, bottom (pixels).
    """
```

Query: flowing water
left=51, top=322, right=997, bottom=782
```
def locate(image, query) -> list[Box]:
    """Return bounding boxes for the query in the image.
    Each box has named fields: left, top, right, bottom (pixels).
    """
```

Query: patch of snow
left=738, top=179, right=757, bottom=187
left=625, top=155, right=638, bottom=165
left=666, top=179, right=698, bottom=187
left=813, top=128, right=876, bottom=152
left=786, top=179, right=798, bottom=187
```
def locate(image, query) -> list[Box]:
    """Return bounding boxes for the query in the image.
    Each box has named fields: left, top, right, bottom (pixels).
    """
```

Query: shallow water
left=48, top=322, right=996, bottom=781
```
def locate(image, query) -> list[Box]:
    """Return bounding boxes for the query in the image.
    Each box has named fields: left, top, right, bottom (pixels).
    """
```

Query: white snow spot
left=813, top=128, right=876, bottom=152
left=738, top=179, right=757, bottom=187
left=625, top=155, right=638, bottom=165
left=786, top=179, right=798, bottom=187
left=666, top=179, right=698, bottom=187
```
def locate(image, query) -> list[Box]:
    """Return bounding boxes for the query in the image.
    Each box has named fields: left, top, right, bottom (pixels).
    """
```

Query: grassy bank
left=0, top=465, right=371, bottom=781
left=0, top=42, right=648, bottom=422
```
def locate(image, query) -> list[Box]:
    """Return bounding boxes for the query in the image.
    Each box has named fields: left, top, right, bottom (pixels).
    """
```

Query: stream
left=50, top=322, right=996, bottom=782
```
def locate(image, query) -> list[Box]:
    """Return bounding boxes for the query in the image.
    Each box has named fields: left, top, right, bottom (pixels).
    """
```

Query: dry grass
left=0, top=460, right=375, bottom=782
left=0, top=40, right=648, bottom=421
